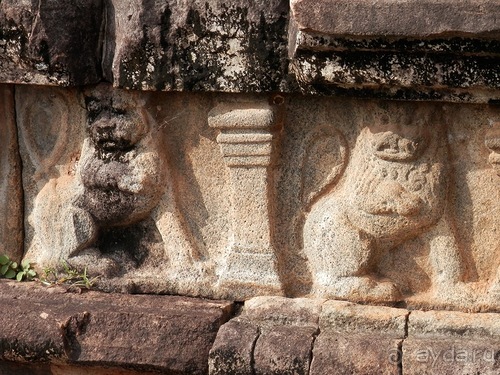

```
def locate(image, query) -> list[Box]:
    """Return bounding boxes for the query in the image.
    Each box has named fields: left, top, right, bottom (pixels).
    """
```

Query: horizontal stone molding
left=0, top=1, right=498, bottom=101
left=290, top=0, right=500, bottom=38
left=1, top=283, right=499, bottom=374
left=0, top=280, right=233, bottom=374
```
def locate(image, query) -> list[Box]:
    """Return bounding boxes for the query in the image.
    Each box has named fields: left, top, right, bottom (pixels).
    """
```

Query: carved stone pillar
left=209, top=101, right=283, bottom=297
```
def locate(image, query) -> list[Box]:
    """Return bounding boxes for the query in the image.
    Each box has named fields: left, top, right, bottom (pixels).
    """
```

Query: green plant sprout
left=0, top=255, right=37, bottom=281
left=40, top=261, right=99, bottom=290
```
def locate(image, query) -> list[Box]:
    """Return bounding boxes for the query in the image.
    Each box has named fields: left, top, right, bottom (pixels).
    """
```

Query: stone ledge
left=0, top=280, right=233, bottom=375
left=210, top=297, right=500, bottom=375
left=1, top=284, right=499, bottom=374
left=290, top=0, right=500, bottom=38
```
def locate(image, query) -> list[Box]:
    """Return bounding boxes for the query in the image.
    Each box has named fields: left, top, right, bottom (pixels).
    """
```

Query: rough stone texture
left=404, top=310, right=500, bottom=374
left=247, top=298, right=320, bottom=375
left=208, top=101, right=284, bottom=298
left=0, top=280, right=233, bottom=374
left=104, top=0, right=290, bottom=92
left=209, top=318, right=259, bottom=375
left=291, top=47, right=500, bottom=101
left=0, top=84, right=22, bottom=262
left=210, top=297, right=322, bottom=375
left=288, top=1, right=500, bottom=102
left=254, top=325, right=316, bottom=375
left=310, top=301, right=407, bottom=375
left=13, top=86, right=500, bottom=311
left=290, top=0, right=500, bottom=38
left=0, top=0, right=103, bottom=86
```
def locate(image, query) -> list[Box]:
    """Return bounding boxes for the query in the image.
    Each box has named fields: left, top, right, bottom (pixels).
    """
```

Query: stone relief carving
left=485, top=119, right=500, bottom=299
left=208, top=100, right=284, bottom=298
left=0, top=85, right=23, bottom=262
left=22, top=85, right=170, bottom=276
left=12, top=85, right=498, bottom=310
left=302, top=103, right=466, bottom=303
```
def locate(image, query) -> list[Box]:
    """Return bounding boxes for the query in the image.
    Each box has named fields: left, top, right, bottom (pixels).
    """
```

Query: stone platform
left=1, top=281, right=498, bottom=375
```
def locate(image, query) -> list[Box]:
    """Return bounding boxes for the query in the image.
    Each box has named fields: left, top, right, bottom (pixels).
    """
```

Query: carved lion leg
left=304, top=198, right=401, bottom=302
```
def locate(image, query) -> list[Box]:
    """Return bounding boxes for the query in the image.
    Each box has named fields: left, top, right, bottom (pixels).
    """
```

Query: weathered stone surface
left=311, top=334, right=401, bottom=375
left=210, top=297, right=322, bottom=375
left=291, top=48, right=500, bottom=101
left=310, top=301, right=407, bottom=375
left=290, top=0, right=500, bottom=38
left=0, top=0, right=103, bottom=86
left=209, top=318, right=259, bottom=375
left=15, top=87, right=500, bottom=310
left=404, top=310, right=500, bottom=374
left=246, top=297, right=320, bottom=375
left=303, top=102, right=450, bottom=303
left=104, top=0, right=289, bottom=92
left=254, top=325, right=316, bottom=375
left=289, top=1, right=500, bottom=102
left=319, top=300, right=408, bottom=334
left=0, top=362, right=52, bottom=375
left=209, top=101, right=284, bottom=298
left=0, top=280, right=233, bottom=374
left=18, top=84, right=214, bottom=295
left=51, top=365, right=161, bottom=375
left=243, top=296, right=324, bottom=327
left=0, top=84, right=22, bottom=262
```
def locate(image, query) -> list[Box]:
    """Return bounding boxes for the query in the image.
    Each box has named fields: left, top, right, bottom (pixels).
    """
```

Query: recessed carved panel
left=15, top=86, right=500, bottom=310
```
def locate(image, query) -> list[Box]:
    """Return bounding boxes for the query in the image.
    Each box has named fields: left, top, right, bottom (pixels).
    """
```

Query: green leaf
left=27, top=269, right=37, bottom=277
left=1, top=264, right=8, bottom=275
left=10, top=262, right=18, bottom=270
left=5, top=269, right=16, bottom=279
left=21, top=259, right=30, bottom=269
left=0, top=255, right=9, bottom=265
left=16, top=271, right=25, bottom=282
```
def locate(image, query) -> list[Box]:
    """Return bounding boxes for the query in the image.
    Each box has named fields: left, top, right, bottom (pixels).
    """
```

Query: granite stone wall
left=0, top=1, right=499, bottom=374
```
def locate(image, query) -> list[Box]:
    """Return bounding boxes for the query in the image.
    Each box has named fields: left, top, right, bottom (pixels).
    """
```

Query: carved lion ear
left=300, top=125, right=348, bottom=211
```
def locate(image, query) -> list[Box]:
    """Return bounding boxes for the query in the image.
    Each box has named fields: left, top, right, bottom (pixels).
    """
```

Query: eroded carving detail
left=303, top=104, right=451, bottom=302
left=26, top=85, right=168, bottom=275
left=485, top=120, right=500, bottom=298
left=209, top=100, right=283, bottom=298
left=0, top=85, right=23, bottom=261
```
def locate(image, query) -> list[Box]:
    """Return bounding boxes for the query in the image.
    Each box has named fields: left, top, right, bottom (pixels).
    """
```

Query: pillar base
left=217, top=250, right=284, bottom=299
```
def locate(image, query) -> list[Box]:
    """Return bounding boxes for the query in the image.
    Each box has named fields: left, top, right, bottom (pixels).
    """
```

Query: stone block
left=0, top=84, right=22, bottom=262
left=310, top=334, right=401, bottom=375
left=289, top=1, right=500, bottom=101
left=209, top=318, right=259, bottom=375
left=243, top=296, right=324, bottom=327
left=210, top=297, right=322, bottom=374
left=404, top=310, right=500, bottom=374
left=310, top=301, right=407, bottom=375
left=0, top=280, right=232, bottom=374
left=403, top=338, right=500, bottom=375
left=254, top=325, right=317, bottom=375
left=11, top=83, right=500, bottom=310
left=0, top=362, right=52, bottom=375
left=104, top=0, right=289, bottom=92
left=0, top=0, right=103, bottom=85
left=290, top=0, right=500, bottom=38
left=319, top=300, right=408, bottom=335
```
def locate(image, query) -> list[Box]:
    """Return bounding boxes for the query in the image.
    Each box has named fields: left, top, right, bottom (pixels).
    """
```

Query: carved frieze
left=11, top=84, right=500, bottom=311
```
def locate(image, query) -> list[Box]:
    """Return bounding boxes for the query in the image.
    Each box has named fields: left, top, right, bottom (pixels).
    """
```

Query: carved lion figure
left=303, top=103, right=449, bottom=302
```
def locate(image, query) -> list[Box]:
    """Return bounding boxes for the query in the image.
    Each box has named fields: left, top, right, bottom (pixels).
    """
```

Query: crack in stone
left=249, top=325, right=261, bottom=375
left=306, top=299, right=326, bottom=375
left=399, top=310, right=411, bottom=375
